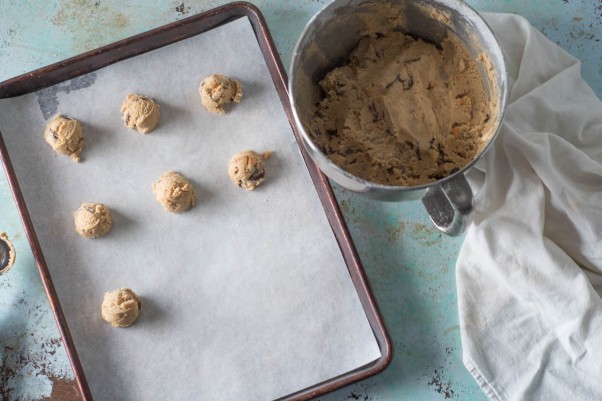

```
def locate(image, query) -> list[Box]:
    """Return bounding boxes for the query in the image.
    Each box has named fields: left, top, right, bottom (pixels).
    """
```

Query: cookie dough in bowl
left=199, top=74, right=243, bottom=114
left=101, top=288, right=142, bottom=328
left=44, top=114, right=84, bottom=162
left=228, top=150, right=271, bottom=191
left=73, top=203, right=113, bottom=238
left=152, top=171, right=196, bottom=213
left=121, top=93, right=160, bottom=134
left=289, top=0, right=507, bottom=210
left=308, top=30, right=495, bottom=187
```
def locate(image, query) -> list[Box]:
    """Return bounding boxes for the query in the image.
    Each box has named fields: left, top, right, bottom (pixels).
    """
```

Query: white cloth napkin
left=457, top=12, right=602, bottom=401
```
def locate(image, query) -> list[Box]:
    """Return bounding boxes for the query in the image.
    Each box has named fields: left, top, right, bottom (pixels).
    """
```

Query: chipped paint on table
left=0, top=180, right=77, bottom=400
left=1, top=1, right=601, bottom=400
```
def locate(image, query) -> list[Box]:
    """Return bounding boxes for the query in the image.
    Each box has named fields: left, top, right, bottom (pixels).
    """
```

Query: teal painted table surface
left=1, top=1, right=601, bottom=400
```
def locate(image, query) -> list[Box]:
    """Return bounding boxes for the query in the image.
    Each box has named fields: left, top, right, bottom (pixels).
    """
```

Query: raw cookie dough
left=152, top=171, right=196, bottom=213
left=228, top=150, right=271, bottom=191
left=309, top=30, right=495, bottom=186
left=0, top=232, right=16, bottom=274
left=121, top=93, right=160, bottom=134
left=73, top=203, right=113, bottom=238
left=44, top=114, right=84, bottom=162
left=101, top=288, right=142, bottom=328
left=199, top=74, right=243, bottom=114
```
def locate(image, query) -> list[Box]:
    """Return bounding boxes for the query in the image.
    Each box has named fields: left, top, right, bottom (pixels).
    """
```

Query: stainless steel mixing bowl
left=289, top=0, right=508, bottom=236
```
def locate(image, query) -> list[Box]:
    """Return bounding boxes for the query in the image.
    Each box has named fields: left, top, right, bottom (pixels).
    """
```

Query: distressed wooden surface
left=1, top=1, right=601, bottom=400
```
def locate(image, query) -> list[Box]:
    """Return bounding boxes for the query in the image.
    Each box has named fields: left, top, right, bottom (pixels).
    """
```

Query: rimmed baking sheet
left=0, top=4, right=390, bottom=401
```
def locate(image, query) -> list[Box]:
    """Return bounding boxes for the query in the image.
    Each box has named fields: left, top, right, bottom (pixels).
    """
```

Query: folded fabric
left=457, top=13, right=602, bottom=401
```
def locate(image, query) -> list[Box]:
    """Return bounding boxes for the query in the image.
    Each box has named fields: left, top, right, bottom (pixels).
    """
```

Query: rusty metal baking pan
left=0, top=2, right=392, bottom=400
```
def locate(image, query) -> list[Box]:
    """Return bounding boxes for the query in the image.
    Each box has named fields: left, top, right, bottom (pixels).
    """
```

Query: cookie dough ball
left=152, top=171, right=196, bottom=213
left=73, top=203, right=113, bottom=238
left=44, top=114, right=84, bottom=162
left=0, top=232, right=16, bottom=275
left=121, top=93, right=160, bottom=134
left=228, top=150, right=271, bottom=191
left=199, top=74, right=243, bottom=114
left=101, top=288, right=142, bottom=328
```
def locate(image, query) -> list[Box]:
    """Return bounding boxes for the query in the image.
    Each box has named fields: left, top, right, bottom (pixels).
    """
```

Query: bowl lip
left=288, top=0, right=509, bottom=192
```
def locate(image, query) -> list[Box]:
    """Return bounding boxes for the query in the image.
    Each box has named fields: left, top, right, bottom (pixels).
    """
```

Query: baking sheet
left=0, top=16, right=380, bottom=401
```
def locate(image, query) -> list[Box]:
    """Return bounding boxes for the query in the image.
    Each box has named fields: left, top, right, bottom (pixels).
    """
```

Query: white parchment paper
left=0, top=17, right=380, bottom=401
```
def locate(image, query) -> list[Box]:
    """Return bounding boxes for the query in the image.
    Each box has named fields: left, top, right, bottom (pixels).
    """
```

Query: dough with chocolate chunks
left=309, top=30, right=495, bottom=186
left=199, top=74, right=243, bottom=114
left=73, top=203, right=113, bottom=238
left=44, top=114, right=84, bottom=162
left=121, top=93, right=160, bottom=134
left=228, top=150, right=271, bottom=191
left=152, top=171, right=196, bottom=213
